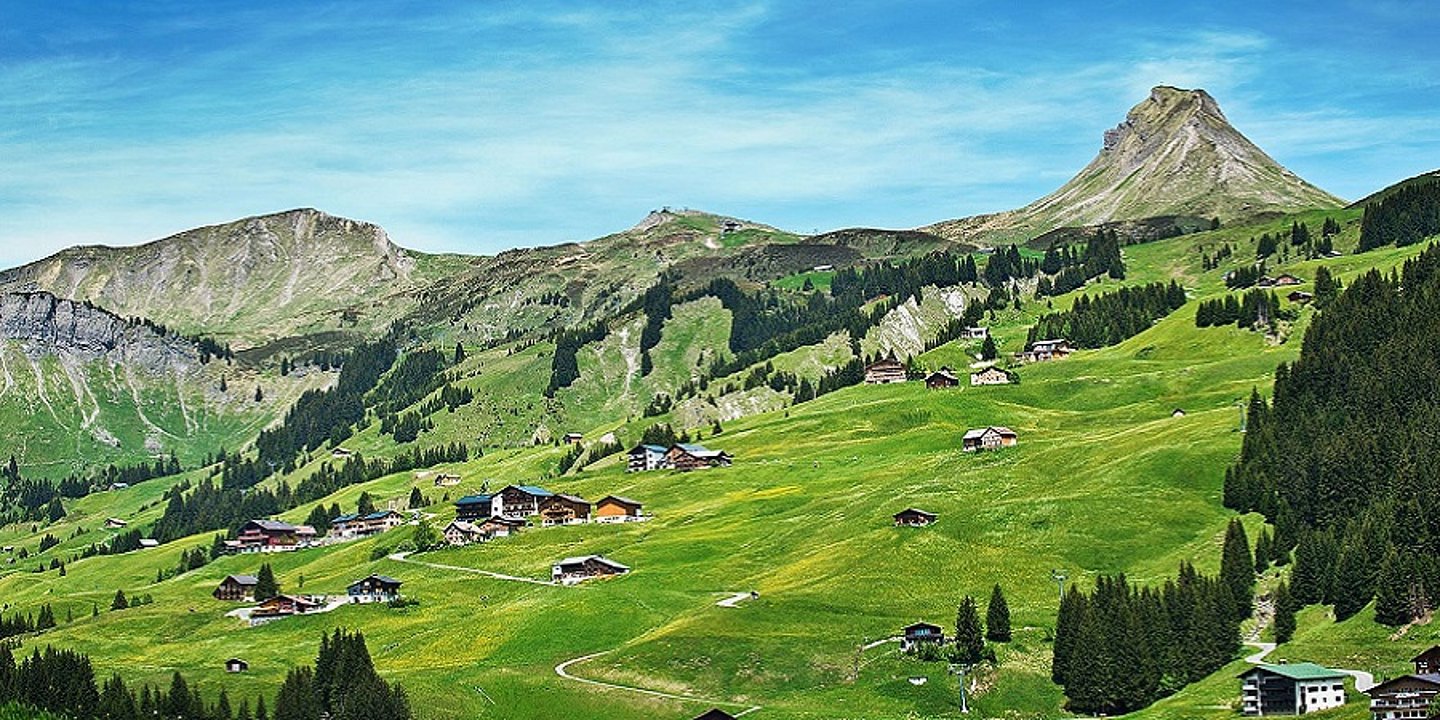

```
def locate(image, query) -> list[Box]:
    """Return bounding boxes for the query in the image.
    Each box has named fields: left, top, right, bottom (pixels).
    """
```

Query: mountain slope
left=924, top=86, right=1344, bottom=244
left=0, top=208, right=473, bottom=348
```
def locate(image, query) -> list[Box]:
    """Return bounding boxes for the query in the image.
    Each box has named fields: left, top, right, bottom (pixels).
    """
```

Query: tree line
left=1359, top=180, right=1440, bottom=251
left=1194, top=289, right=1282, bottom=331
left=1224, top=242, right=1440, bottom=626
left=1027, top=281, right=1187, bottom=349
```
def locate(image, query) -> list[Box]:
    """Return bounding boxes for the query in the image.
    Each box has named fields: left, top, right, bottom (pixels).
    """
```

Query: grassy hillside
left=0, top=209, right=1432, bottom=720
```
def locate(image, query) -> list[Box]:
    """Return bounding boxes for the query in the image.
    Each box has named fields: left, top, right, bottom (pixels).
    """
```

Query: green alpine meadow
left=2, top=5, right=1439, bottom=720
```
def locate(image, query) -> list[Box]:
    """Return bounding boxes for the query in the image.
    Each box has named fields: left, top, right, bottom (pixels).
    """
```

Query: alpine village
left=1, top=16, right=1439, bottom=720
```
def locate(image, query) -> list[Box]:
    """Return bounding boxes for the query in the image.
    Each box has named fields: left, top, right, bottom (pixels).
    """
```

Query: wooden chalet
left=251, top=594, right=323, bottom=619
left=236, top=520, right=302, bottom=551
left=1273, top=273, right=1304, bottom=286
left=900, top=622, right=945, bottom=653
left=961, top=426, right=1018, bottom=452
left=1368, top=674, right=1440, bottom=720
left=1415, top=646, right=1440, bottom=675
left=493, top=485, right=553, bottom=518
left=331, top=447, right=353, bottom=459
left=433, top=473, right=462, bottom=487
left=893, top=508, right=938, bottom=527
left=627, top=444, right=670, bottom=472
left=552, top=555, right=630, bottom=585
left=562, top=432, right=584, bottom=445
left=692, top=710, right=737, bottom=720
left=225, top=658, right=248, bottom=673
left=104, top=517, right=128, bottom=529
left=924, top=368, right=960, bottom=389
left=595, top=496, right=645, bottom=523
left=213, top=574, right=259, bottom=601
left=863, top=357, right=908, bottom=385
left=1238, top=663, right=1347, bottom=716
left=443, top=520, right=485, bottom=546
left=970, top=366, right=1012, bottom=386
left=347, top=574, right=402, bottom=603
left=667, top=444, right=733, bottom=471
left=454, top=494, right=495, bottom=521
left=475, top=515, right=525, bottom=538
left=1288, top=290, right=1314, bottom=303
left=538, top=494, right=592, bottom=526
left=1017, top=339, right=1072, bottom=363
left=962, top=326, right=989, bottom=340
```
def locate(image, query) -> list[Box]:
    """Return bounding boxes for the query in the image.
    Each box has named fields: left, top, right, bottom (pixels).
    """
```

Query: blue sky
left=0, top=1, right=1437, bottom=268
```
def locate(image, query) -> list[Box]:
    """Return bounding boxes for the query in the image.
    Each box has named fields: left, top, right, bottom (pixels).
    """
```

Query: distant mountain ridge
left=923, top=86, right=1344, bottom=244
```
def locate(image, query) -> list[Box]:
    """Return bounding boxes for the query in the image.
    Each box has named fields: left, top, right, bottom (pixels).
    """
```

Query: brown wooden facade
left=213, top=574, right=258, bottom=601
left=538, top=494, right=592, bottom=525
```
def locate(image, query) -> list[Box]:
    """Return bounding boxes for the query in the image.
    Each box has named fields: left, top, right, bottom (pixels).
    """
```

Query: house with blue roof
left=627, top=444, right=670, bottom=472
left=454, top=494, right=495, bottom=521
left=493, top=485, right=553, bottom=519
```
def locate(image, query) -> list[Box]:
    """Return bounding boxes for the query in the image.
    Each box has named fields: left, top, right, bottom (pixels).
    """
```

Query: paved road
left=555, top=650, right=761, bottom=716
left=388, top=552, right=558, bottom=586
left=1243, top=641, right=1375, bottom=692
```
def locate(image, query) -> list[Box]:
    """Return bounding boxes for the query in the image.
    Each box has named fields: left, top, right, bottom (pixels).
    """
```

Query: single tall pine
left=255, top=563, right=280, bottom=601
left=1220, top=519, right=1254, bottom=619
left=986, top=584, right=1012, bottom=642
left=953, top=595, right=985, bottom=664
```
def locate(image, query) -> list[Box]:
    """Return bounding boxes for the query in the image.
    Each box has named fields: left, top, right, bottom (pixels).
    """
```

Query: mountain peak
left=923, top=86, right=1343, bottom=243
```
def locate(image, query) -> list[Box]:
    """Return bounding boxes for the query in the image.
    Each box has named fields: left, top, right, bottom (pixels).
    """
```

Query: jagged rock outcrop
left=0, top=292, right=199, bottom=375
left=924, top=86, right=1344, bottom=244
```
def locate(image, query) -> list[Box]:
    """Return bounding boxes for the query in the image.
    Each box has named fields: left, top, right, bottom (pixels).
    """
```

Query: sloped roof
left=630, top=444, right=669, bottom=453
left=246, top=519, right=296, bottom=532
left=1366, top=673, right=1440, bottom=695
left=600, top=495, right=642, bottom=508
left=510, top=485, right=553, bottom=497
left=894, top=508, right=937, bottom=519
left=331, top=513, right=360, bottom=524
left=454, top=494, right=493, bottom=506
left=445, top=520, right=481, bottom=533
left=223, top=574, right=259, bottom=585
left=349, top=574, right=402, bottom=589
left=554, top=494, right=590, bottom=505
left=555, top=555, right=630, bottom=571
left=362, top=510, right=400, bottom=520
left=674, top=443, right=711, bottom=453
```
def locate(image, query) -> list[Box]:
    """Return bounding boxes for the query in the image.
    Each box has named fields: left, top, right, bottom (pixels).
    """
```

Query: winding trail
left=1243, top=641, right=1376, bottom=692
left=387, top=552, right=558, bottom=586
left=555, top=650, right=761, bottom=716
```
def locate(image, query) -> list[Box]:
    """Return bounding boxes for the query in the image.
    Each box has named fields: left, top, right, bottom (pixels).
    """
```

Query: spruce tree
left=1220, top=519, right=1255, bottom=619
left=1253, top=527, right=1272, bottom=575
left=111, top=589, right=128, bottom=610
left=1052, top=585, right=1085, bottom=685
left=408, top=487, right=425, bottom=509
left=953, top=595, right=985, bottom=664
left=980, top=335, right=998, bottom=361
left=255, top=563, right=280, bottom=601
left=356, top=492, right=376, bottom=516
left=1374, top=549, right=1413, bottom=626
left=986, top=584, right=1012, bottom=642
left=1273, top=580, right=1296, bottom=644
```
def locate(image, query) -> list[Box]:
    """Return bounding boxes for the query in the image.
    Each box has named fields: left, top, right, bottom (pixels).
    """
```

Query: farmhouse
left=924, top=368, right=960, bottom=389
left=962, top=427, right=1018, bottom=452
left=1288, top=290, right=1314, bottom=303
left=475, top=515, right=526, bottom=537
left=900, top=622, right=945, bottom=653
left=552, top=555, right=630, bottom=585
left=627, top=444, right=670, bottom=472
left=864, top=358, right=908, bottom=384
left=331, top=447, right=353, bottom=459
left=361, top=509, right=405, bottom=534
left=443, top=520, right=485, bottom=545
left=963, top=326, right=989, bottom=339
left=236, top=520, right=302, bottom=551
left=347, top=574, right=403, bottom=603
left=104, top=517, right=128, bottom=529
left=970, top=366, right=1012, bottom=386
left=893, top=508, right=938, bottom=527
left=1238, top=663, right=1347, bottom=716
left=225, top=658, right=248, bottom=673
left=251, top=594, right=324, bottom=622
left=595, top=495, right=645, bottom=523
left=667, top=444, right=733, bottom=471
left=493, top=485, right=554, bottom=518
left=213, top=574, right=259, bottom=601
left=1273, top=273, right=1304, bottom=286
left=1367, top=674, right=1440, bottom=720
left=433, top=473, right=462, bottom=487
left=562, top=432, right=584, bottom=445
left=538, top=494, right=592, bottom=526
left=454, top=494, right=495, bottom=521
left=1018, top=339, right=1073, bottom=363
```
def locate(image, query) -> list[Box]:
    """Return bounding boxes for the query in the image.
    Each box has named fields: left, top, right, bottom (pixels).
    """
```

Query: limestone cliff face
left=0, top=208, right=429, bottom=347
left=924, top=86, right=1344, bottom=244
left=0, top=292, right=199, bottom=375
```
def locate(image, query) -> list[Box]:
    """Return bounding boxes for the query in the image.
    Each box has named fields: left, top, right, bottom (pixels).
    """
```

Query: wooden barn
left=864, top=358, right=908, bottom=385
left=475, top=515, right=526, bottom=538
left=251, top=594, right=323, bottom=620
left=594, top=495, right=645, bottom=523
left=538, top=494, right=592, bottom=526
left=924, top=368, right=960, bottom=389
left=893, top=508, right=938, bottom=527
left=970, top=367, right=1012, bottom=386
left=552, top=555, right=630, bottom=585
left=225, top=658, right=248, bottom=673
left=1017, top=339, right=1072, bottom=363
left=432, top=473, right=462, bottom=487
left=962, top=426, right=1018, bottom=452
left=443, top=520, right=485, bottom=546
left=562, top=432, right=584, bottom=445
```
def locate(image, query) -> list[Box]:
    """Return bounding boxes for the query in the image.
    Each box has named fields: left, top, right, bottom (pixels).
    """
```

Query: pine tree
left=1273, top=580, right=1296, bottom=644
left=986, top=584, right=1012, bottom=642
left=453, top=342, right=466, bottom=365
left=953, top=595, right=985, bottom=664
left=111, top=589, right=129, bottom=610
left=1052, top=585, right=1085, bottom=685
left=980, top=335, right=998, bottom=360
left=255, top=563, right=280, bottom=601
left=1253, top=527, right=1272, bottom=575
left=407, top=487, right=425, bottom=509
left=1220, top=519, right=1254, bottom=619
left=1373, top=548, right=1411, bottom=626
left=356, top=492, right=376, bottom=516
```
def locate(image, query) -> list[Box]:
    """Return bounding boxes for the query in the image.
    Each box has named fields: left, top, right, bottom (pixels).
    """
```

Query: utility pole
left=1051, top=569, right=1068, bottom=604
left=948, top=663, right=971, bottom=713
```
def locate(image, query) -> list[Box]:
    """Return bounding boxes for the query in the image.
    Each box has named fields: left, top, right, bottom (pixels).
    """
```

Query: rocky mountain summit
left=924, top=86, right=1344, bottom=244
